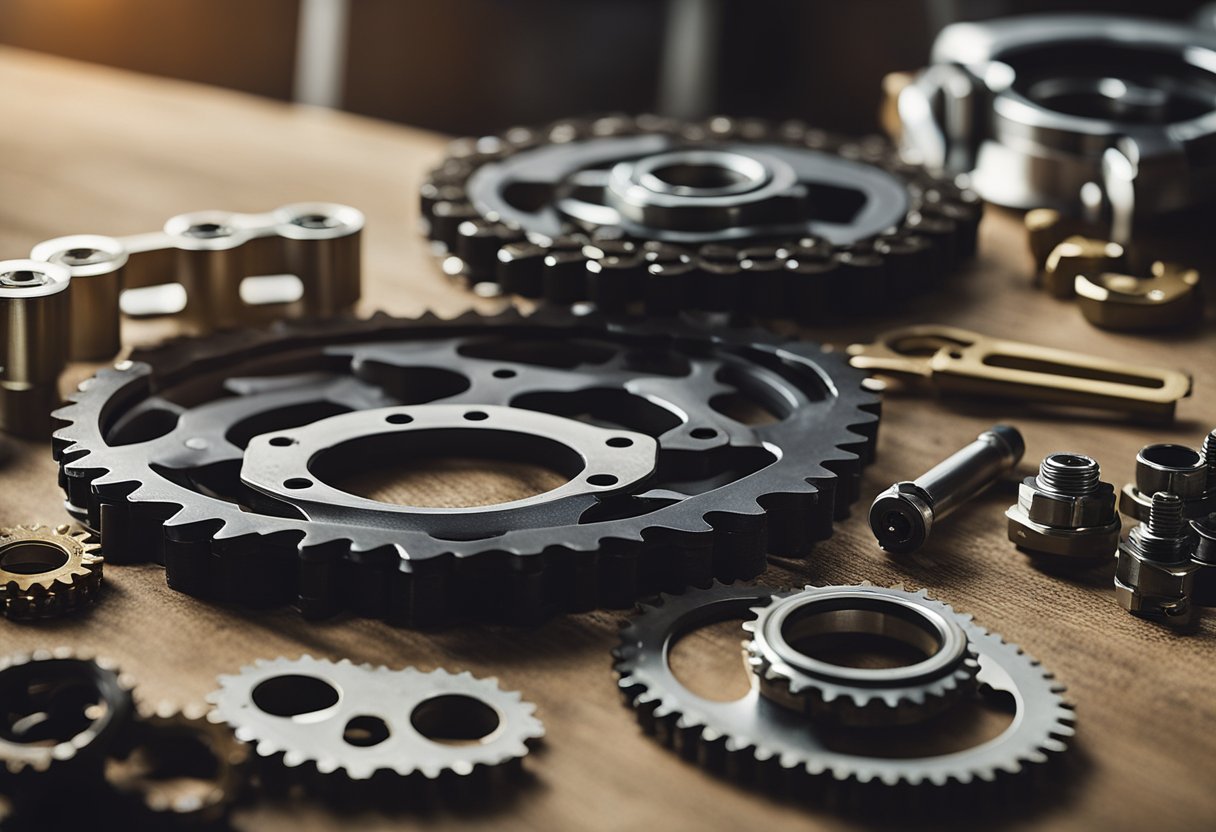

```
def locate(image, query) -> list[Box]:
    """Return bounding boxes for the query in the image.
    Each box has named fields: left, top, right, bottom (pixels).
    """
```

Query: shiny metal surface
left=0, top=259, right=70, bottom=438
left=893, top=15, right=1216, bottom=229
left=869, top=425, right=1024, bottom=554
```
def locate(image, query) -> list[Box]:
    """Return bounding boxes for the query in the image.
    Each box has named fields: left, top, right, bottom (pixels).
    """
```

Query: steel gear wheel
left=0, top=649, right=135, bottom=781
left=51, top=309, right=879, bottom=626
left=613, top=583, right=1075, bottom=803
left=743, top=584, right=980, bottom=726
left=104, top=702, right=250, bottom=826
left=422, top=115, right=980, bottom=318
left=0, top=525, right=103, bottom=620
left=206, top=656, right=543, bottom=786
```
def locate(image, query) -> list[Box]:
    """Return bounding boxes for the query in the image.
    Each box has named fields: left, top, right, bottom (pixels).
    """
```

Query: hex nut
left=1114, top=547, right=1199, bottom=629
left=1006, top=507, right=1120, bottom=560
left=1019, top=479, right=1116, bottom=528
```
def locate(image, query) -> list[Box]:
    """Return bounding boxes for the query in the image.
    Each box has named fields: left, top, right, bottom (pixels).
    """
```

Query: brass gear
left=0, top=525, right=103, bottom=620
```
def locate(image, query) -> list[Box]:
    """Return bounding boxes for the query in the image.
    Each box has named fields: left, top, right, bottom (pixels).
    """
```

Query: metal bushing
left=1114, top=493, right=1199, bottom=629
left=30, top=236, right=128, bottom=361
left=1120, top=443, right=1210, bottom=521
left=272, top=202, right=364, bottom=318
left=1007, top=453, right=1120, bottom=562
left=743, top=585, right=979, bottom=726
left=0, top=259, right=70, bottom=438
left=160, top=210, right=253, bottom=333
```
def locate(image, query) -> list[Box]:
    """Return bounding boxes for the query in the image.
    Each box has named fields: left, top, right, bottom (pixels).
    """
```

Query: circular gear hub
left=206, top=656, right=543, bottom=785
left=422, top=115, right=981, bottom=318
left=613, top=583, right=1075, bottom=800
left=744, top=584, right=979, bottom=726
left=0, top=525, right=103, bottom=620
left=52, top=310, right=879, bottom=626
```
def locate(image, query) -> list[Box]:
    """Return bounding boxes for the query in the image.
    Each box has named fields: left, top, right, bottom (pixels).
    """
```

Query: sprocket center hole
left=317, top=430, right=581, bottom=509
left=669, top=618, right=755, bottom=702
left=0, top=541, right=70, bottom=575
left=781, top=607, right=941, bottom=670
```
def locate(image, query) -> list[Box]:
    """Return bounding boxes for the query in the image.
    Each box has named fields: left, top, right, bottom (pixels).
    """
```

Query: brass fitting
left=1007, top=452, right=1120, bottom=562
left=1042, top=235, right=1125, bottom=299
left=1074, top=260, right=1201, bottom=331
left=1120, top=438, right=1213, bottom=522
left=0, top=260, right=70, bottom=437
left=1114, top=492, right=1200, bottom=630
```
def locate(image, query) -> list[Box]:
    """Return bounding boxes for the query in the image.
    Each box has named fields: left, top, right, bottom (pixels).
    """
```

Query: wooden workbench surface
left=1, top=47, right=1213, bottom=831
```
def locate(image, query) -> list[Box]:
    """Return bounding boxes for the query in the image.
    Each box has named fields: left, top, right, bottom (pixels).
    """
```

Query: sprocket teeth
left=53, top=310, right=878, bottom=625
left=615, top=583, right=1076, bottom=808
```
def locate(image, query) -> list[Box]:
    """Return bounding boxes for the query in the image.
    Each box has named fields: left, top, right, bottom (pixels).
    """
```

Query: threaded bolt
left=1147, top=492, right=1185, bottom=538
left=1035, top=453, right=1101, bottom=495
left=1129, top=492, right=1189, bottom=562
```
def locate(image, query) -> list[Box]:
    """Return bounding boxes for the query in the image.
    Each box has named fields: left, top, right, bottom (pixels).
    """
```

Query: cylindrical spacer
left=273, top=202, right=364, bottom=317
left=0, top=259, right=71, bottom=437
left=163, top=211, right=251, bottom=333
left=870, top=424, right=1025, bottom=553
left=31, top=235, right=127, bottom=361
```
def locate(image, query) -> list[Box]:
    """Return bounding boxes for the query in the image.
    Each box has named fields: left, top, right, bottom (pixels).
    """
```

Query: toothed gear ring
left=423, top=115, right=980, bottom=318
left=0, top=525, right=103, bottom=620
left=744, top=585, right=979, bottom=726
left=206, top=656, right=543, bottom=783
left=52, top=310, right=879, bottom=626
left=0, top=649, right=134, bottom=782
left=613, top=583, right=1075, bottom=794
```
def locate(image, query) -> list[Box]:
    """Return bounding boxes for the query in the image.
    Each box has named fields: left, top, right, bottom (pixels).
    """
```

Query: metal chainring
left=613, top=583, right=1076, bottom=803
left=206, top=657, right=543, bottom=784
left=422, top=115, right=981, bottom=318
left=52, top=310, right=880, bottom=626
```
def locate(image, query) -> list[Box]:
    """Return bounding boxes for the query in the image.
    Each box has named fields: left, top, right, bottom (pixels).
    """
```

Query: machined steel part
left=870, top=425, right=1024, bottom=554
left=51, top=310, right=879, bottom=625
left=614, top=583, right=1075, bottom=803
left=1115, top=492, right=1200, bottom=629
left=422, top=115, right=980, bottom=318
left=744, top=585, right=979, bottom=726
left=894, top=15, right=1216, bottom=232
left=1191, top=513, right=1216, bottom=606
left=0, top=649, right=135, bottom=782
left=207, top=657, right=543, bottom=787
left=0, top=260, right=70, bottom=437
left=1120, top=439, right=1214, bottom=522
left=1007, top=453, right=1121, bottom=563
left=0, top=525, right=103, bottom=620
left=28, top=202, right=363, bottom=357
left=104, top=702, right=250, bottom=825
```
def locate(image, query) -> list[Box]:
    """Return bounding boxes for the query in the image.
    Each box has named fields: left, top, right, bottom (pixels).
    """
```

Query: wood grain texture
left=1, top=46, right=1214, bottom=831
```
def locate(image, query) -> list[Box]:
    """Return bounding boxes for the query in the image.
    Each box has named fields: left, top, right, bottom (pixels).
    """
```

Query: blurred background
left=0, top=0, right=1209, bottom=136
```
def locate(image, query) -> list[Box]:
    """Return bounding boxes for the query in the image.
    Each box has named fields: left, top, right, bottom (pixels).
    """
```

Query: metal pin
left=869, top=424, right=1025, bottom=554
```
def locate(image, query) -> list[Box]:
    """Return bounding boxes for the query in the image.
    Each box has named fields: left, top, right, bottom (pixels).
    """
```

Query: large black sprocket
left=52, top=310, right=879, bottom=626
left=421, top=115, right=980, bottom=318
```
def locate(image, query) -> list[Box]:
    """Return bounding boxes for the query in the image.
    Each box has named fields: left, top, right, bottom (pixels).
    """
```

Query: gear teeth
left=52, top=310, right=878, bottom=625
left=0, top=525, right=104, bottom=620
left=614, top=583, right=1076, bottom=809
left=207, top=656, right=542, bottom=803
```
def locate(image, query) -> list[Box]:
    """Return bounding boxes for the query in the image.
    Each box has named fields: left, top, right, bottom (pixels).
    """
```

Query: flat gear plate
left=52, top=310, right=878, bottom=626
